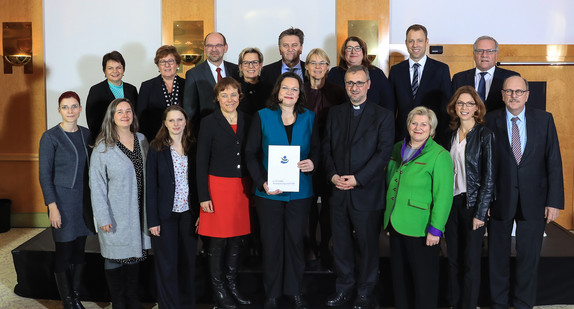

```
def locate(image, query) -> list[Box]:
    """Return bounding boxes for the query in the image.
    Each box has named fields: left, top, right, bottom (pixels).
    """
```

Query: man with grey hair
left=322, top=65, right=394, bottom=309
left=452, top=35, right=519, bottom=112
left=261, top=27, right=307, bottom=84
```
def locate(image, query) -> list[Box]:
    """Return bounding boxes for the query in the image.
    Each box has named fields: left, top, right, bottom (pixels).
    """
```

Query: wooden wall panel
left=336, top=0, right=390, bottom=74
left=0, top=0, right=47, bottom=226
left=392, top=44, right=574, bottom=229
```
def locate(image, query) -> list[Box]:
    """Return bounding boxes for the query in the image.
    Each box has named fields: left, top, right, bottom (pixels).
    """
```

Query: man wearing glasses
left=323, top=65, right=394, bottom=309
left=183, top=32, right=239, bottom=131
left=452, top=36, right=519, bottom=112
left=486, top=76, right=564, bottom=309
left=389, top=24, right=452, bottom=141
left=261, top=27, right=307, bottom=84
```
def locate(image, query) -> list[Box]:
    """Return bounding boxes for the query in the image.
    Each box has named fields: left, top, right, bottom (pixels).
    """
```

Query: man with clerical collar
left=322, top=65, right=394, bottom=309
left=452, top=35, right=519, bottom=112
left=389, top=24, right=452, bottom=141
left=261, top=27, right=307, bottom=84
left=183, top=32, right=239, bottom=131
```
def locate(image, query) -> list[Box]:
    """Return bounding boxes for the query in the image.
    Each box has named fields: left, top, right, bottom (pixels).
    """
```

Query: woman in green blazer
left=384, top=106, right=454, bottom=309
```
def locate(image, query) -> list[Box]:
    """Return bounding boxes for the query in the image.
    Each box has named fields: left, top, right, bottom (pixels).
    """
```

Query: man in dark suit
left=452, top=36, right=520, bottom=112
left=261, top=27, right=307, bottom=85
left=389, top=24, right=452, bottom=141
left=183, top=32, right=239, bottom=130
left=322, top=65, right=394, bottom=309
left=486, top=76, right=564, bottom=309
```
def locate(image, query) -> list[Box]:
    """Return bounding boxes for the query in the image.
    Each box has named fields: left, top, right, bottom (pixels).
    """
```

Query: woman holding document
left=245, top=72, right=320, bottom=309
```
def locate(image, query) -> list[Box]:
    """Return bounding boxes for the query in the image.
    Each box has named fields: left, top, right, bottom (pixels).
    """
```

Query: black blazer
left=389, top=57, right=452, bottom=141
left=137, top=75, right=186, bottom=140
left=485, top=107, right=564, bottom=220
left=322, top=101, right=395, bottom=211
left=86, top=79, right=138, bottom=144
left=196, top=109, right=251, bottom=202
left=146, top=144, right=199, bottom=228
left=183, top=60, right=239, bottom=130
left=261, top=59, right=308, bottom=85
left=452, top=66, right=519, bottom=112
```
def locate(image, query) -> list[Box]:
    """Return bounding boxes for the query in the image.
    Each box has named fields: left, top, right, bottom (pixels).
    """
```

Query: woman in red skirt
left=196, top=77, right=252, bottom=309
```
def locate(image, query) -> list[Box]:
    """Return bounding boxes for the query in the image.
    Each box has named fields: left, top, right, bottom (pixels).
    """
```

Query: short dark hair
left=345, top=65, right=370, bottom=81
left=447, top=86, right=486, bottom=130
left=58, top=91, right=81, bottom=107
left=267, top=72, right=306, bottom=114
left=213, top=77, right=244, bottom=104
left=337, top=36, right=372, bottom=70
left=102, top=51, right=125, bottom=72
left=154, top=45, right=181, bottom=66
left=406, top=24, right=428, bottom=38
left=278, top=27, right=304, bottom=46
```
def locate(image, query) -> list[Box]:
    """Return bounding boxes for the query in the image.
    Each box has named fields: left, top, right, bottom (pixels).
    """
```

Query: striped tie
left=511, top=117, right=522, bottom=164
left=411, top=63, right=420, bottom=99
left=477, top=72, right=487, bottom=102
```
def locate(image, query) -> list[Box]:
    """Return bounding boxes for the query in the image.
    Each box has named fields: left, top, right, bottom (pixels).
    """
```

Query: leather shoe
left=263, top=297, right=278, bottom=309
left=353, top=295, right=372, bottom=309
left=290, top=295, right=310, bottom=309
left=325, top=292, right=351, bottom=306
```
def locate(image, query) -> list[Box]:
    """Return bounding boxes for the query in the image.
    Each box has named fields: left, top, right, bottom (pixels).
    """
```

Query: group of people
left=38, top=24, right=564, bottom=309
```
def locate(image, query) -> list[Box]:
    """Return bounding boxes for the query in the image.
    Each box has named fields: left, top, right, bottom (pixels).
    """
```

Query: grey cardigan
left=89, top=133, right=151, bottom=260
left=39, top=124, right=90, bottom=205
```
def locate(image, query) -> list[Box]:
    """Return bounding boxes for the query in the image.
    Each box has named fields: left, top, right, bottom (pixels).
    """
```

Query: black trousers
left=330, top=196, right=381, bottom=297
left=389, top=226, right=440, bottom=309
left=54, top=236, right=87, bottom=272
left=151, top=210, right=198, bottom=309
left=489, top=210, right=545, bottom=309
left=445, top=194, right=486, bottom=309
left=256, top=196, right=311, bottom=298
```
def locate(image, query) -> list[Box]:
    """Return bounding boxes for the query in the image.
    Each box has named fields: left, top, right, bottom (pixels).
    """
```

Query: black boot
left=123, top=263, right=143, bottom=309
left=105, top=267, right=126, bottom=309
left=54, top=271, right=75, bottom=309
left=210, top=239, right=236, bottom=309
left=226, top=238, right=251, bottom=305
left=70, top=264, right=86, bottom=309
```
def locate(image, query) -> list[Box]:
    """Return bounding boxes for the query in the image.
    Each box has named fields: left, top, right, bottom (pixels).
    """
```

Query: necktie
left=411, top=63, right=420, bottom=99
left=511, top=117, right=522, bottom=164
left=287, top=67, right=296, bottom=73
left=216, top=67, right=222, bottom=82
left=477, top=72, right=487, bottom=102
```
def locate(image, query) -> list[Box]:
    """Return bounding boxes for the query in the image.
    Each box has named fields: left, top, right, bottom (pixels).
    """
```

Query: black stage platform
left=12, top=222, right=574, bottom=308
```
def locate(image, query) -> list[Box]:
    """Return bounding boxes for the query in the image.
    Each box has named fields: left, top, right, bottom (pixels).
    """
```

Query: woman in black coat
left=137, top=45, right=186, bottom=140
left=146, top=105, right=199, bottom=308
left=86, top=50, right=138, bottom=144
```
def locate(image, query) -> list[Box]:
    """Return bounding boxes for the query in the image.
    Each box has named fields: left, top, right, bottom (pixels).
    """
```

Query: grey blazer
left=89, top=133, right=151, bottom=259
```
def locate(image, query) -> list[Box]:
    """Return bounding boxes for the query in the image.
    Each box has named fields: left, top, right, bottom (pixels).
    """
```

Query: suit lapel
left=200, top=62, right=216, bottom=88
left=495, top=111, right=513, bottom=160
left=161, top=147, right=175, bottom=181
left=214, top=109, right=237, bottom=138
left=522, top=108, right=535, bottom=162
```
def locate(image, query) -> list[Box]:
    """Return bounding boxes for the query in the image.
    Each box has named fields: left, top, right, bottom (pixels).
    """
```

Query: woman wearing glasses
left=237, top=47, right=272, bottom=116
left=137, top=45, right=186, bottom=140
left=327, top=36, right=395, bottom=112
left=443, top=86, right=494, bottom=309
left=245, top=72, right=319, bottom=309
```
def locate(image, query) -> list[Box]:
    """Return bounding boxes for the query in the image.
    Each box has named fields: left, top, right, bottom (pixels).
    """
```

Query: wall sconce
left=3, top=22, right=33, bottom=74
left=348, top=20, right=379, bottom=65
left=174, top=21, right=204, bottom=71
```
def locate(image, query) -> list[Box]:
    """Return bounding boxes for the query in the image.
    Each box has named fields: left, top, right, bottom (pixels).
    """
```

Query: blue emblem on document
left=281, top=156, right=289, bottom=164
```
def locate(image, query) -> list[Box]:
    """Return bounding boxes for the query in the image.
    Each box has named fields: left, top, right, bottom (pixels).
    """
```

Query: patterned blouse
left=170, top=146, right=189, bottom=213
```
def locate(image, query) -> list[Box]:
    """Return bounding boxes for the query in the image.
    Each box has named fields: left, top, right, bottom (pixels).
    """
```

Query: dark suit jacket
left=137, top=75, right=186, bottom=140
left=389, top=57, right=452, bottom=141
left=261, top=59, right=307, bottom=85
left=485, top=107, right=564, bottom=220
left=145, top=145, right=199, bottom=228
left=196, top=109, right=251, bottom=202
left=86, top=80, right=138, bottom=144
left=323, top=101, right=395, bottom=211
left=183, top=60, right=239, bottom=130
left=452, top=66, right=519, bottom=112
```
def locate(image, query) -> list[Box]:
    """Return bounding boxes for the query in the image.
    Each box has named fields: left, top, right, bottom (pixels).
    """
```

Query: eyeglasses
left=345, top=46, right=362, bottom=52
left=205, top=44, right=225, bottom=49
left=241, top=60, right=260, bottom=66
left=473, top=49, right=498, bottom=54
left=59, top=104, right=80, bottom=110
left=158, top=59, right=176, bottom=66
left=344, top=81, right=367, bottom=88
left=502, top=89, right=528, bottom=97
left=455, top=101, right=477, bottom=107
left=281, top=86, right=299, bottom=93
left=308, top=61, right=329, bottom=67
